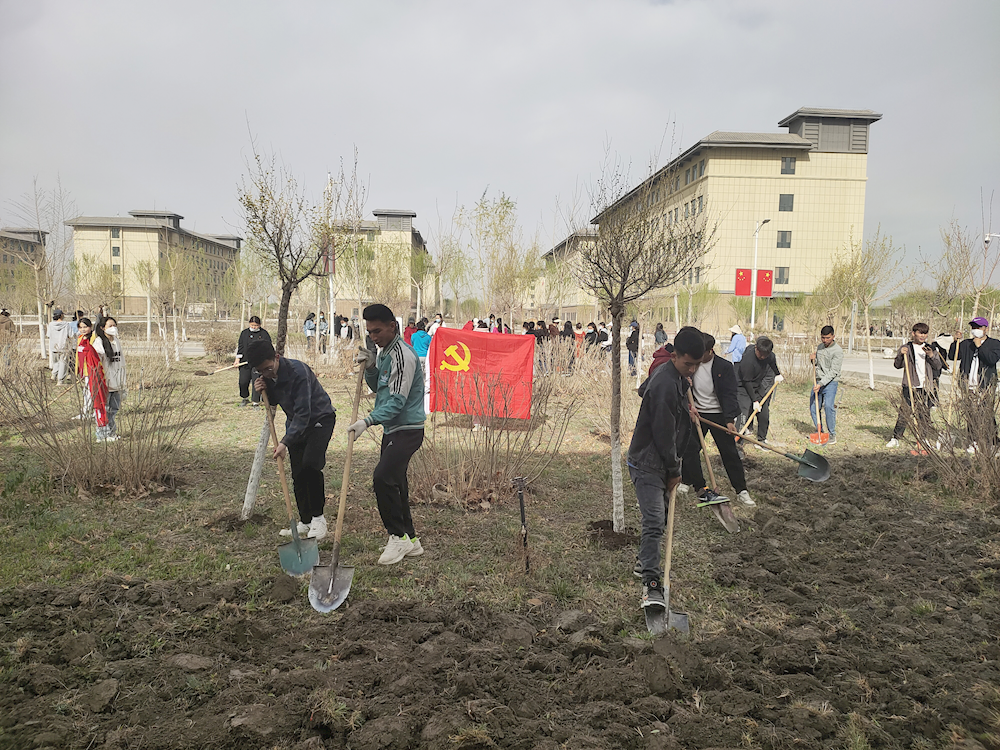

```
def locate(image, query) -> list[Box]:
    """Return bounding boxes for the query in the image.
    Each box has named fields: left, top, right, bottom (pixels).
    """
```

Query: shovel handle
left=687, top=390, right=719, bottom=490
left=330, top=365, right=367, bottom=573
left=213, top=361, right=248, bottom=374
left=663, top=484, right=679, bottom=582
left=261, top=389, right=299, bottom=540
left=738, top=379, right=779, bottom=436
left=699, top=415, right=797, bottom=459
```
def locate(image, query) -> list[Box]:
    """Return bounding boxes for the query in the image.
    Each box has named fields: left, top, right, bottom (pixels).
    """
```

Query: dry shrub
left=202, top=328, right=236, bottom=364
left=555, top=342, right=640, bottom=441
left=410, top=364, right=577, bottom=507
left=0, top=342, right=206, bottom=494
left=889, top=381, right=1000, bottom=503
left=771, top=334, right=815, bottom=386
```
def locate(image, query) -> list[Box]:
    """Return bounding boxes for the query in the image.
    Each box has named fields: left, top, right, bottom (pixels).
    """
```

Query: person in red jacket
left=75, top=317, right=109, bottom=440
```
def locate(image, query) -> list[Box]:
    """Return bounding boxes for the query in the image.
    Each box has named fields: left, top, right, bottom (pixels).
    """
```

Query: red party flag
left=735, top=268, right=752, bottom=296
left=428, top=327, right=535, bottom=419
left=756, top=269, right=773, bottom=297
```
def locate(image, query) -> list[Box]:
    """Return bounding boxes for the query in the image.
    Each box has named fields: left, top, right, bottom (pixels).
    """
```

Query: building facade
left=67, top=210, right=241, bottom=315
left=571, top=107, right=881, bottom=329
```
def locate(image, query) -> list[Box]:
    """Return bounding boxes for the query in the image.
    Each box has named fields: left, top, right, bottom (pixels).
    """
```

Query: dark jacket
left=893, top=342, right=943, bottom=391
left=708, top=355, right=740, bottom=422
left=957, top=336, right=1000, bottom=389
left=262, top=357, right=335, bottom=446
left=237, top=327, right=271, bottom=359
left=736, top=351, right=780, bottom=401
left=626, top=328, right=640, bottom=353
left=627, top=360, right=692, bottom=480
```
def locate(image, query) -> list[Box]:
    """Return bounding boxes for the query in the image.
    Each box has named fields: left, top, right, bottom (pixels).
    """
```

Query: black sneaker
left=641, top=579, right=666, bottom=610
left=696, top=487, right=729, bottom=507
left=240, top=398, right=250, bottom=407
left=632, top=558, right=643, bottom=579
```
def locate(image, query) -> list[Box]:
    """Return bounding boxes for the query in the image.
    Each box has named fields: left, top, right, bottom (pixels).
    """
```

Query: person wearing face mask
left=957, top=317, right=1000, bottom=391
left=93, top=317, right=126, bottom=441
left=235, top=316, right=272, bottom=407
left=584, top=322, right=598, bottom=349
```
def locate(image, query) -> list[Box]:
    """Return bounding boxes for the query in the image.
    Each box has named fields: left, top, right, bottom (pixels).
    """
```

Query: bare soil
left=3, top=453, right=999, bottom=750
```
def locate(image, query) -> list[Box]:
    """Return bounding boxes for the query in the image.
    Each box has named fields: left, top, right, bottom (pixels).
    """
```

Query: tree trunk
left=673, top=294, right=680, bottom=333
left=146, top=292, right=152, bottom=342
left=275, top=282, right=295, bottom=355
left=34, top=268, right=46, bottom=360
left=172, top=293, right=179, bottom=362
left=610, top=306, right=625, bottom=533
left=972, top=290, right=982, bottom=318
left=864, top=305, right=875, bottom=390
left=240, top=418, right=272, bottom=520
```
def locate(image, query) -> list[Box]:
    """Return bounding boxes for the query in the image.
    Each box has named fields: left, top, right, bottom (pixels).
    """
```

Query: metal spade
left=646, top=485, right=690, bottom=635
left=700, top=417, right=831, bottom=483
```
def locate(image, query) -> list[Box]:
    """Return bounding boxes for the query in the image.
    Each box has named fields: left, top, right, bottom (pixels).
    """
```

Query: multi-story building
left=574, top=107, right=881, bottom=329
left=332, top=208, right=434, bottom=320
left=533, top=229, right=600, bottom=322
left=0, top=228, right=47, bottom=308
left=67, top=210, right=242, bottom=315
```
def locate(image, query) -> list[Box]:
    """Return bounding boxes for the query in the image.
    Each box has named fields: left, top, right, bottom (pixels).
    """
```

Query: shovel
left=809, top=363, right=830, bottom=445
left=262, top=390, right=320, bottom=575
left=699, top=416, right=831, bottom=482
left=739, top=379, right=779, bottom=438
left=645, top=485, right=689, bottom=635
left=688, top=391, right=740, bottom=534
left=308, top=365, right=366, bottom=613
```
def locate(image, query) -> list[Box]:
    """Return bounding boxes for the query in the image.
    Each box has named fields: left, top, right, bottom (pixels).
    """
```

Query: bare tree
left=577, top=146, right=715, bottom=532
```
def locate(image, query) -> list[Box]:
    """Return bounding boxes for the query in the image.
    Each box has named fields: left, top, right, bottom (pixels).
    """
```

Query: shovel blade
left=808, top=432, right=829, bottom=445
left=796, top=449, right=831, bottom=482
left=308, top=564, right=355, bottom=613
left=278, top=537, right=320, bottom=576
left=645, top=584, right=690, bottom=635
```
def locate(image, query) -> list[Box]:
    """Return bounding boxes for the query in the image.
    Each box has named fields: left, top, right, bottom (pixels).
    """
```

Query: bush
left=202, top=329, right=236, bottom=364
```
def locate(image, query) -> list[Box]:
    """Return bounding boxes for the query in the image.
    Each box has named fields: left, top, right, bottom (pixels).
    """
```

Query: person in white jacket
left=93, top=317, right=126, bottom=441
left=48, top=309, right=72, bottom=384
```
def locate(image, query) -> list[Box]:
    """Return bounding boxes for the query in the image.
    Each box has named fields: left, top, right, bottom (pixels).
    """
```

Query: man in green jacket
left=809, top=325, right=844, bottom=444
left=349, top=304, right=427, bottom=565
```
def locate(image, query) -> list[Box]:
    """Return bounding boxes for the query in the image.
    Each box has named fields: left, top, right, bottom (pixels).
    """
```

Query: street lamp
left=750, top=218, right=771, bottom=329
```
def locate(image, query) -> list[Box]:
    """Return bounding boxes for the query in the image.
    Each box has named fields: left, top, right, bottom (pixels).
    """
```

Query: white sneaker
left=967, top=444, right=977, bottom=455
left=406, top=537, right=424, bottom=557
left=104, top=435, right=120, bottom=443
left=736, top=490, right=756, bottom=507
left=279, top=521, right=310, bottom=537
left=885, top=438, right=899, bottom=448
left=307, top=516, right=328, bottom=540
left=378, top=534, right=414, bottom=565
left=677, top=483, right=691, bottom=495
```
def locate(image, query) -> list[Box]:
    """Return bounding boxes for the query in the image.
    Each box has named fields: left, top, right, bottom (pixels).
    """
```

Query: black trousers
left=737, top=389, right=770, bottom=441
left=239, top=364, right=261, bottom=402
left=373, top=428, right=424, bottom=538
left=681, top=413, right=748, bottom=493
left=287, top=416, right=335, bottom=523
left=893, top=386, right=932, bottom=440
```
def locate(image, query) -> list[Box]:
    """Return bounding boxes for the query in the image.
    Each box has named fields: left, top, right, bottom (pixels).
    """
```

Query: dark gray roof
left=65, top=216, right=240, bottom=247
left=778, top=108, right=882, bottom=126
left=544, top=229, right=598, bottom=259
left=701, top=131, right=815, bottom=148
left=129, top=209, right=184, bottom=220
left=0, top=230, right=43, bottom=244
left=372, top=209, right=417, bottom=218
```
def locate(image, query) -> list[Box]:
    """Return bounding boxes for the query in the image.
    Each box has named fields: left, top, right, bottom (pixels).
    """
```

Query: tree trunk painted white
left=240, top=418, right=271, bottom=520
left=610, top=308, right=625, bottom=533
left=146, top=292, right=152, bottom=341
left=34, top=281, right=46, bottom=361
left=172, top=292, right=180, bottom=362
left=864, top=305, right=875, bottom=390
left=673, top=294, right=680, bottom=333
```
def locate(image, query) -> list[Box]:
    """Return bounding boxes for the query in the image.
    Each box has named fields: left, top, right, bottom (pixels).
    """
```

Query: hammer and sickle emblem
left=440, top=342, right=472, bottom=372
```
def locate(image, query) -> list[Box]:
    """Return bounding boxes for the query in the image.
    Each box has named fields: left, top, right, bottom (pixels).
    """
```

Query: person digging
left=351, top=304, right=427, bottom=566
left=248, top=340, right=336, bottom=541
left=736, top=336, right=784, bottom=449
left=681, top=332, right=756, bottom=525
left=627, top=326, right=705, bottom=612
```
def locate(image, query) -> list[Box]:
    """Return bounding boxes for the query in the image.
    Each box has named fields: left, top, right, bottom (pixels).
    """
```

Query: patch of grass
left=910, top=598, right=936, bottom=617
left=842, top=713, right=873, bottom=750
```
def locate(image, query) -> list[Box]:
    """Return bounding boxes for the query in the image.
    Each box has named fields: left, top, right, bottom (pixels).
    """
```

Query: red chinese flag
left=756, top=269, right=773, bottom=297
left=428, top=328, right=535, bottom=419
left=735, top=268, right=752, bottom=296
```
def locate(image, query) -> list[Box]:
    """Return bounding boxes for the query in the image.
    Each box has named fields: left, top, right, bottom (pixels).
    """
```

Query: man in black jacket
left=682, top=332, right=755, bottom=529
left=627, top=326, right=704, bottom=612
left=736, top=336, right=783, bottom=444
left=955, top=317, right=1000, bottom=453
left=234, top=316, right=271, bottom=407
left=626, top=321, right=640, bottom=376
left=248, top=340, right=336, bottom=541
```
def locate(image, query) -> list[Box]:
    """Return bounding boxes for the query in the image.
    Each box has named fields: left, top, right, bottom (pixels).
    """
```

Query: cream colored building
left=67, top=210, right=241, bottom=315
left=0, top=228, right=46, bottom=306
left=559, top=107, right=881, bottom=329
left=534, top=230, right=602, bottom=323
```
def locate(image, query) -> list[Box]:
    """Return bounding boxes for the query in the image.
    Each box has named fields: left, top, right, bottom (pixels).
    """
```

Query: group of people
left=45, top=307, right=127, bottom=442
left=302, top=312, right=362, bottom=354
left=245, top=304, right=427, bottom=566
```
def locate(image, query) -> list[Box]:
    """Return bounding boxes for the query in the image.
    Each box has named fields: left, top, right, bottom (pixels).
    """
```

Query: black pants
left=893, top=386, right=932, bottom=440
left=287, top=416, right=335, bottom=523
left=373, top=428, right=424, bottom=538
left=681, top=414, right=748, bottom=493
left=737, top=389, right=770, bottom=441
left=239, top=365, right=261, bottom=402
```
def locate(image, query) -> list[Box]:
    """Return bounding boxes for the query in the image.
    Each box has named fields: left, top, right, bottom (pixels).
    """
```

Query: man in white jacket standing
left=48, top=309, right=72, bottom=384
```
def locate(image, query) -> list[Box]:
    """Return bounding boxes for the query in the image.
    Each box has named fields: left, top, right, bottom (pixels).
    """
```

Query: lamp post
left=750, top=218, right=771, bottom=330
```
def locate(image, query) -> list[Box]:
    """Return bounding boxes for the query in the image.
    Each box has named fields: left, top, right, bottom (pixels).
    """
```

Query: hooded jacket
left=48, top=319, right=71, bottom=353
left=627, top=360, right=692, bottom=479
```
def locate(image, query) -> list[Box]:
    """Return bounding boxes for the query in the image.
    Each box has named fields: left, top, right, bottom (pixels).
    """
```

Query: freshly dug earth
left=2, top=465, right=999, bottom=749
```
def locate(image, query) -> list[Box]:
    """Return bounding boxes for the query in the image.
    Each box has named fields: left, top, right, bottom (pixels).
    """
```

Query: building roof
left=65, top=215, right=241, bottom=248
left=372, top=209, right=417, bottom=218
left=129, top=210, right=184, bottom=220
left=0, top=227, right=47, bottom=243
left=700, top=131, right=816, bottom=148
left=778, top=107, right=883, bottom=126
left=543, top=229, right=598, bottom=259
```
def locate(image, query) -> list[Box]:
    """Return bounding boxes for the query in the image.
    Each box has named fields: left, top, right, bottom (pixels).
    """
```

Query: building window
left=111, top=227, right=120, bottom=238
left=781, top=157, right=796, bottom=175
left=674, top=208, right=679, bottom=223
left=698, top=159, right=705, bottom=178
left=685, top=203, right=689, bottom=218
left=112, top=264, right=121, bottom=274
left=776, top=267, right=790, bottom=285
left=687, top=267, right=702, bottom=285
left=779, top=194, right=794, bottom=212
left=777, top=231, right=792, bottom=248
left=112, top=246, right=121, bottom=257
left=685, top=168, right=690, bottom=185
left=698, top=196, right=704, bottom=213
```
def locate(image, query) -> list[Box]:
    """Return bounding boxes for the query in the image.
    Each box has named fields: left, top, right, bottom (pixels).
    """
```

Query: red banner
left=756, top=269, right=773, bottom=297
left=735, top=268, right=752, bottom=296
left=428, top=328, right=534, bottom=419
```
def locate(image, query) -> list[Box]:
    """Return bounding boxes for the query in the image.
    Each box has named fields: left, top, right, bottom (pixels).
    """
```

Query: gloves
left=774, top=374, right=784, bottom=384
left=354, top=347, right=376, bottom=368
left=347, top=418, right=368, bottom=438
left=753, top=401, right=761, bottom=412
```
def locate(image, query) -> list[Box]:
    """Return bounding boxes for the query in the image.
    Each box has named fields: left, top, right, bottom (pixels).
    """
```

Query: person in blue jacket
left=349, top=304, right=427, bottom=565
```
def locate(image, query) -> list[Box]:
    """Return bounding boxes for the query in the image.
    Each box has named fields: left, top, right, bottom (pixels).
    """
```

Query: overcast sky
left=1, top=0, right=998, bottom=268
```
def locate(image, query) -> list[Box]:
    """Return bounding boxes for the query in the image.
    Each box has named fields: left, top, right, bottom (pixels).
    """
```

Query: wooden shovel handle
left=261, top=389, right=297, bottom=529
left=738, top=379, right=779, bottom=436
left=663, top=485, right=679, bottom=581
left=687, top=389, right=719, bottom=490
left=330, top=365, right=367, bottom=570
